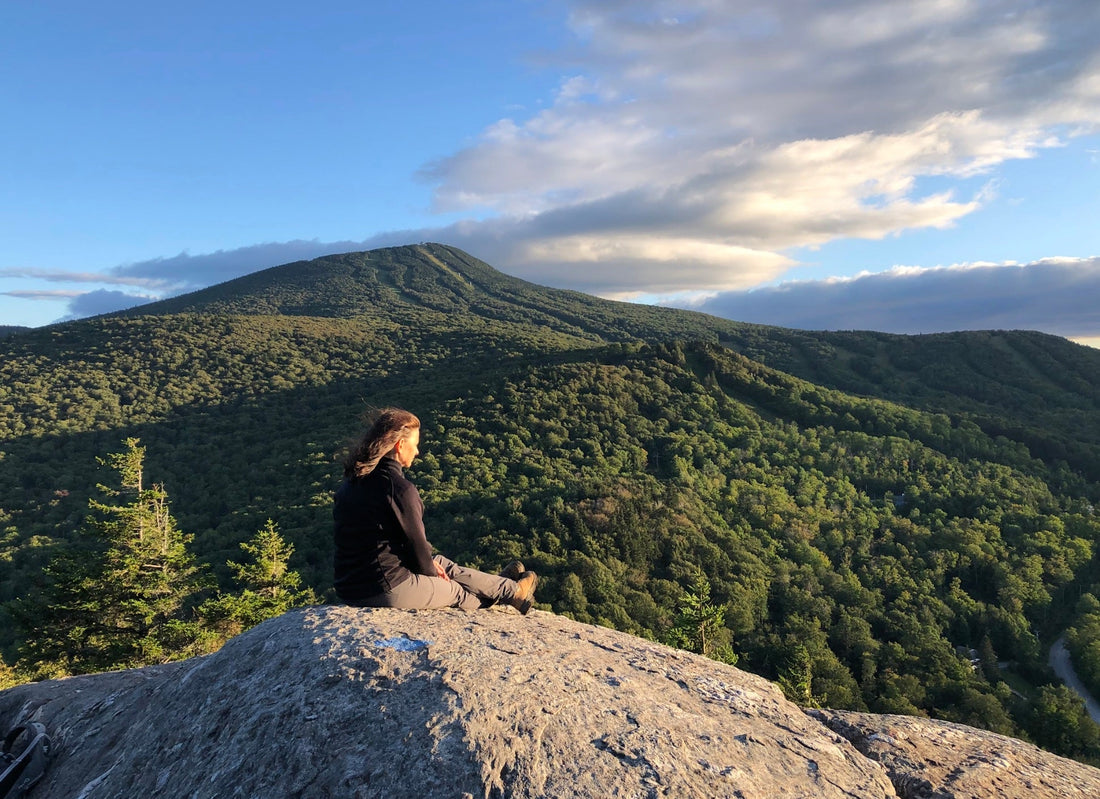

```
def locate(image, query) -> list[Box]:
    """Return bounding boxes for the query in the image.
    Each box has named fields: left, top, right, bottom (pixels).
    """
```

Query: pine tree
left=230, top=519, right=303, bottom=601
left=777, top=643, right=816, bottom=707
left=199, top=519, right=317, bottom=637
left=666, top=574, right=738, bottom=665
left=13, top=439, right=210, bottom=678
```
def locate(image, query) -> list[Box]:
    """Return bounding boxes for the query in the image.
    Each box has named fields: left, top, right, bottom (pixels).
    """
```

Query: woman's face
left=394, top=428, right=420, bottom=468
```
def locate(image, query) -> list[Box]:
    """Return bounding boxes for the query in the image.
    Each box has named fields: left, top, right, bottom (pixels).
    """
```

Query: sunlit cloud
left=417, top=0, right=1100, bottom=293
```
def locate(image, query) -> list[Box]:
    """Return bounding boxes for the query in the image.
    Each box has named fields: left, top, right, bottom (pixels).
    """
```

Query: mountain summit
left=130, top=242, right=744, bottom=346
left=3, top=607, right=1099, bottom=798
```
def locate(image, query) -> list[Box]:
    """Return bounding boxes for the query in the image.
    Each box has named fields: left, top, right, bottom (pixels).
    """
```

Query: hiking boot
left=510, top=571, right=539, bottom=615
left=498, top=560, right=525, bottom=581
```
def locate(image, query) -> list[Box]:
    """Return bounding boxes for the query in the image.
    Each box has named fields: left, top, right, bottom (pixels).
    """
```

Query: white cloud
left=680, top=257, right=1100, bottom=339
left=418, top=0, right=1100, bottom=293
left=510, top=234, right=795, bottom=294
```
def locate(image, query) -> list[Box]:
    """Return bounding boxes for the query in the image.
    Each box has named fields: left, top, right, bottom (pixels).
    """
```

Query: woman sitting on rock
left=333, top=407, right=538, bottom=613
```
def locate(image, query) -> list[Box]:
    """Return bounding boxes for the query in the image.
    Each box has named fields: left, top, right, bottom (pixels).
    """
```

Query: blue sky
left=3, top=1, right=1100, bottom=346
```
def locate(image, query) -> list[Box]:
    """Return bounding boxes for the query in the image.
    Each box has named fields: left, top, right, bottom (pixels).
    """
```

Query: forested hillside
left=2, top=243, right=1100, bottom=760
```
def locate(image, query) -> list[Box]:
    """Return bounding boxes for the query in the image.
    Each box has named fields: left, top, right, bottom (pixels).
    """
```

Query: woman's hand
left=435, top=562, right=450, bottom=581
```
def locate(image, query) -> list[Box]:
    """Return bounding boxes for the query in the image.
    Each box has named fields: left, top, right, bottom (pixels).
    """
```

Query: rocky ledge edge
left=2, top=605, right=1099, bottom=798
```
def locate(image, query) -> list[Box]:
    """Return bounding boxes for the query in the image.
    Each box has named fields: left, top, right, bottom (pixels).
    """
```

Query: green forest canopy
left=2, top=243, right=1100, bottom=760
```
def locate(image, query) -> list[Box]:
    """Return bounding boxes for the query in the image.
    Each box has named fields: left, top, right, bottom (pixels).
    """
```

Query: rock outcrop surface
left=811, top=709, right=1100, bottom=799
left=1, top=606, right=1098, bottom=798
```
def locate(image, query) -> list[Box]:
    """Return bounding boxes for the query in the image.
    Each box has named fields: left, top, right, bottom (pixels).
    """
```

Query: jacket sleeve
left=390, top=480, right=437, bottom=576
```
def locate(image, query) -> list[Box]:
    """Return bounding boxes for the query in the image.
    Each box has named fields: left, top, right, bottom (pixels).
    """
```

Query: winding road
left=1048, top=637, right=1100, bottom=724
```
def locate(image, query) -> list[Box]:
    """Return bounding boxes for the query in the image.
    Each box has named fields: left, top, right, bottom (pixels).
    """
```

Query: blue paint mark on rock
left=375, top=636, right=432, bottom=651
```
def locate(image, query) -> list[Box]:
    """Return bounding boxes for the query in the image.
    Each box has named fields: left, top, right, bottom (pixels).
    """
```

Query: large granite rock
left=810, top=709, right=1100, bottom=799
left=1, top=606, right=1097, bottom=798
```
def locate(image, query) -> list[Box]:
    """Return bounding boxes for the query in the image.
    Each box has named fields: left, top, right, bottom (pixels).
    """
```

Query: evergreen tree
left=13, top=439, right=210, bottom=678
left=199, top=519, right=318, bottom=637
left=666, top=574, right=738, bottom=665
left=777, top=643, right=816, bottom=707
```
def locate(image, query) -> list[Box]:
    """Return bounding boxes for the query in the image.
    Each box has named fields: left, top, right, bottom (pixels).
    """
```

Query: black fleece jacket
left=332, top=456, right=436, bottom=603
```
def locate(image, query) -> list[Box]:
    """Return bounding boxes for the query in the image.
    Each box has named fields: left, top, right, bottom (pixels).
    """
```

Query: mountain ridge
left=104, top=243, right=1100, bottom=478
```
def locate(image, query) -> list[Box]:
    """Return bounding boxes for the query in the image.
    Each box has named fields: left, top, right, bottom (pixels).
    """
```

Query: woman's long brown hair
left=343, top=408, right=421, bottom=477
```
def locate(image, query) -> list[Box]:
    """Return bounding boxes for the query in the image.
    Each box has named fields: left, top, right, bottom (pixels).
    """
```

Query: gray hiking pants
left=357, top=555, right=518, bottom=611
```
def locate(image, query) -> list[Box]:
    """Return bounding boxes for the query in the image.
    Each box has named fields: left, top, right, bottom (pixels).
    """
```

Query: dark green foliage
left=775, top=643, right=815, bottom=708
left=727, top=328, right=1100, bottom=483
left=1065, top=592, right=1100, bottom=701
left=1028, top=685, right=1100, bottom=761
left=1, top=244, right=1099, bottom=762
left=198, top=519, right=318, bottom=637
left=11, top=439, right=210, bottom=677
left=666, top=574, right=737, bottom=665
